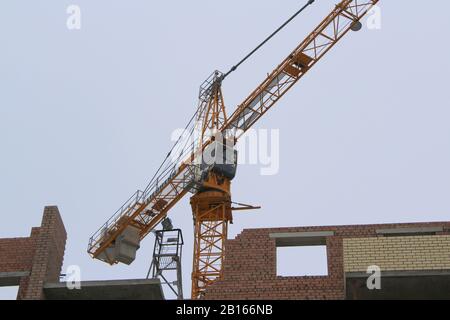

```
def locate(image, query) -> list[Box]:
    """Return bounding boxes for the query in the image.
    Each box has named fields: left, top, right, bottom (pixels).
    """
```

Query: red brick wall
left=0, top=237, right=36, bottom=273
left=0, top=206, right=67, bottom=300
left=203, top=222, right=450, bottom=300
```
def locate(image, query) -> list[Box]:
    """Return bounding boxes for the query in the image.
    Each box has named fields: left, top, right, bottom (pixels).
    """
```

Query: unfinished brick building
left=0, top=206, right=164, bottom=300
left=203, top=222, right=450, bottom=300
left=0, top=206, right=67, bottom=299
left=1, top=207, right=449, bottom=300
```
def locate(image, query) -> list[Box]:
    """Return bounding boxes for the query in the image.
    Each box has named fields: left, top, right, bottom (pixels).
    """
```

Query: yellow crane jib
left=87, top=0, right=380, bottom=299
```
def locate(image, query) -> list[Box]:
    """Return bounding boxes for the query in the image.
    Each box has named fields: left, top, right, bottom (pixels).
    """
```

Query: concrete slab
left=376, top=226, right=443, bottom=236
left=270, top=231, right=334, bottom=246
left=0, top=272, right=30, bottom=287
left=43, top=278, right=164, bottom=300
left=346, top=270, right=450, bottom=300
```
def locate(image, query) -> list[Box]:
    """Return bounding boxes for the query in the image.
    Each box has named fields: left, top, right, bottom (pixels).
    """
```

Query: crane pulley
left=88, top=0, right=380, bottom=299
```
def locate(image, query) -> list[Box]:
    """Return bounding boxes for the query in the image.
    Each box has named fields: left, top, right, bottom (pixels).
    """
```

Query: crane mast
left=88, top=0, right=380, bottom=299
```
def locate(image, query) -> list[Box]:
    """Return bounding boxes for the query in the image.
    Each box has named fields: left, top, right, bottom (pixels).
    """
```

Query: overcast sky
left=1, top=1, right=450, bottom=299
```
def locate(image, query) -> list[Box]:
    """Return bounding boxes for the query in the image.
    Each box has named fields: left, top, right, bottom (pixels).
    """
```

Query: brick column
left=17, top=206, right=67, bottom=300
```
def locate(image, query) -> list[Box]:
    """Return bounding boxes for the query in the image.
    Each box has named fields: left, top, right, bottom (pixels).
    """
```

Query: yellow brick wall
left=343, top=235, right=450, bottom=272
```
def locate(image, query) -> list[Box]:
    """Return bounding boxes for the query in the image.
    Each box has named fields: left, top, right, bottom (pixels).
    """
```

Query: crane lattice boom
left=88, top=0, right=380, bottom=298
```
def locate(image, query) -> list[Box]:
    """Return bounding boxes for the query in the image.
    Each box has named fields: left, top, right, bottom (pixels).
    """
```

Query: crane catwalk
left=88, top=0, right=380, bottom=299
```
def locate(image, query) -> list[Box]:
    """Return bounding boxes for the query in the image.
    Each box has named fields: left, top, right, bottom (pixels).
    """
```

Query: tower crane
left=88, top=0, right=380, bottom=299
